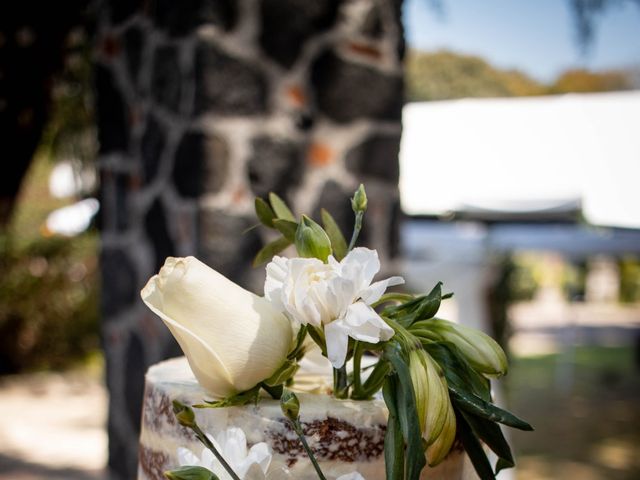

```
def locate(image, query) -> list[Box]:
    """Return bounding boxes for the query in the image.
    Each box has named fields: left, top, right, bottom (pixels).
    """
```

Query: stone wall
left=95, top=0, right=404, bottom=477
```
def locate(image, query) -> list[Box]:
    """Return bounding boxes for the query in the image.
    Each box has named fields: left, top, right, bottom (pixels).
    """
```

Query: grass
left=505, top=344, right=640, bottom=479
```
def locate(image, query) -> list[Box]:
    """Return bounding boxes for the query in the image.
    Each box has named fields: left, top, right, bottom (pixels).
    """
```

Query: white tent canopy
left=400, top=91, right=640, bottom=228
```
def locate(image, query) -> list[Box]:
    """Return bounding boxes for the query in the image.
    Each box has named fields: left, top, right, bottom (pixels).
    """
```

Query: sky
left=403, top=0, right=640, bottom=81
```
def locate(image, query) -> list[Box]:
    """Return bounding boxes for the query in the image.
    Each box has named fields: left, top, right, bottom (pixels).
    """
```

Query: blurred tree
left=550, top=68, right=635, bottom=93
left=0, top=1, right=88, bottom=228
left=0, top=233, right=98, bottom=373
left=406, top=49, right=546, bottom=101
left=406, top=49, right=636, bottom=101
left=569, top=0, right=640, bottom=53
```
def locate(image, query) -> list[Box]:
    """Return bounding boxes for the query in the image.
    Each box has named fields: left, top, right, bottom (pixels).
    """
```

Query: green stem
left=261, top=382, right=284, bottom=399
left=354, top=360, right=392, bottom=400
left=192, top=424, right=242, bottom=480
left=370, top=292, right=416, bottom=309
left=292, top=420, right=328, bottom=480
left=352, top=341, right=364, bottom=398
left=348, top=211, right=364, bottom=252
left=333, top=365, right=349, bottom=399
left=385, top=316, right=421, bottom=350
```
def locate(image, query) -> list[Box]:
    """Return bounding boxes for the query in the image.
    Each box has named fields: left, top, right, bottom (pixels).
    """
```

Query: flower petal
left=359, top=276, right=405, bottom=305
left=325, top=321, right=350, bottom=368
left=177, top=447, right=200, bottom=467
left=141, top=256, right=293, bottom=397
left=339, top=247, right=380, bottom=292
left=218, top=427, right=248, bottom=469
left=264, top=256, right=289, bottom=311
left=245, top=442, right=272, bottom=474
left=342, top=302, right=395, bottom=343
left=337, top=473, right=365, bottom=480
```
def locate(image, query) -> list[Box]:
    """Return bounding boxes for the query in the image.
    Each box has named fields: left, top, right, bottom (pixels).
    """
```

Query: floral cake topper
left=141, top=185, right=532, bottom=480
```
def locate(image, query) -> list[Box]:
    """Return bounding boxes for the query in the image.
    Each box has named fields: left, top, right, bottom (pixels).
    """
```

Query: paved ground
left=0, top=369, right=106, bottom=480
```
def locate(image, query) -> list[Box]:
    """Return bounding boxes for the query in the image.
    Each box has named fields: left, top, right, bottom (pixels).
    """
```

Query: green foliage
left=295, top=215, right=332, bottom=262
left=39, top=27, right=96, bottom=169
left=383, top=343, right=427, bottom=480
left=618, top=255, right=640, bottom=303
left=0, top=232, right=99, bottom=373
left=253, top=194, right=350, bottom=266
left=252, top=236, right=290, bottom=267
left=406, top=50, right=545, bottom=101
left=320, top=209, right=347, bottom=261
left=406, top=49, right=637, bottom=102
left=165, top=466, right=220, bottom=480
left=550, top=68, right=635, bottom=93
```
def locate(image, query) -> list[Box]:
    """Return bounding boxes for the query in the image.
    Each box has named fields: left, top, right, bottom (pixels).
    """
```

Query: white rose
left=141, top=257, right=294, bottom=398
left=265, top=248, right=403, bottom=369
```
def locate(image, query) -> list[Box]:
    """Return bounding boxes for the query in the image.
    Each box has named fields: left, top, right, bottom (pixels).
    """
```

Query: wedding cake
left=137, top=357, right=473, bottom=480
left=137, top=188, right=530, bottom=480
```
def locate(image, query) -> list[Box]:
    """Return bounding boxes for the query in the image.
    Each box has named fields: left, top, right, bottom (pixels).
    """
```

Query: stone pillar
left=95, top=1, right=404, bottom=477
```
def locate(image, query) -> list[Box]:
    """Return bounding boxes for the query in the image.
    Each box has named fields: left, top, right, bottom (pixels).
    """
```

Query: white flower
left=141, top=257, right=294, bottom=398
left=178, top=427, right=271, bottom=480
left=265, top=248, right=403, bottom=368
left=336, top=473, right=366, bottom=480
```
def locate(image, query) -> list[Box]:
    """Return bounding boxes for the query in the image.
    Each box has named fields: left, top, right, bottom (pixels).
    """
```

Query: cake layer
left=138, top=357, right=474, bottom=479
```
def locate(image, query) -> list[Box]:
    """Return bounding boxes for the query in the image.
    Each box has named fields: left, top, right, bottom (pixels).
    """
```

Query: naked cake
left=138, top=357, right=475, bottom=480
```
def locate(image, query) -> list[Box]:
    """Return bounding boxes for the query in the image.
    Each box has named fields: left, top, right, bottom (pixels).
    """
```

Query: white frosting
left=138, top=357, right=475, bottom=480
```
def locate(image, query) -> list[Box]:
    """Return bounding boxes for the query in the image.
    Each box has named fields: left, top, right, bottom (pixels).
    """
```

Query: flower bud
left=431, top=319, right=508, bottom=376
left=141, top=257, right=293, bottom=399
left=172, top=400, right=196, bottom=428
left=409, top=349, right=449, bottom=446
left=295, top=215, right=332, bottom=262
left=351, top=184, right=368, bottom=213
left=426, top=398, right=456, bottom=466
left=280, top=389, right=301, bottom=422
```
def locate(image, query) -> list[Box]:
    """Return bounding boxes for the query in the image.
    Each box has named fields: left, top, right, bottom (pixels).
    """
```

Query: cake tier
left=138, top=357, right=474, bottom=479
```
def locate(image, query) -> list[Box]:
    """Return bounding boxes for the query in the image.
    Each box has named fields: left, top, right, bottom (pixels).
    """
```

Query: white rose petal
left=141, top=257, right=294, bottom=398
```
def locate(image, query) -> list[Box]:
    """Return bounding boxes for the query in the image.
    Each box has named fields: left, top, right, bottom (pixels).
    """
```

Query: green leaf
left=462, top=411, right=515, bottom=473
left=421, top=341, right=491, bottom=401
left=415, top=282, right=444, bottom=319
left=383, top=294, right=426, bottom=317
left=384, top=343, right=427, bottom=480
left=164, top=466, right=220, bottom=480
left=269, top=192, right=296, bottom=221
left=263, top=360, right=299, bottom=387
left=272, top=219, right=298, bottom=242
left=254, top=197, right=276, bottom=227
left=383, top=377, right=405, bottom=480
left=397, top=282, right=444, bottom=327
left=383, top=282, right=447, bottom=326
left=253, top=236, right=291, bottom=267
left=320, top=208, right=348, bottom=260
left=355, top=359, right=392, bottom=399
left=307, top=326, right=327, bottom=356
left=449, top=386, right=533, bottom=431
left=371, top=292, right=416, bottom=308
left=261, top=382, right=284, bottom=399
left=456, top=412, right=495, bottom=480
left=288, top=324, right=308, bottom=360
left=195, top=385, right=260, bottom=408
